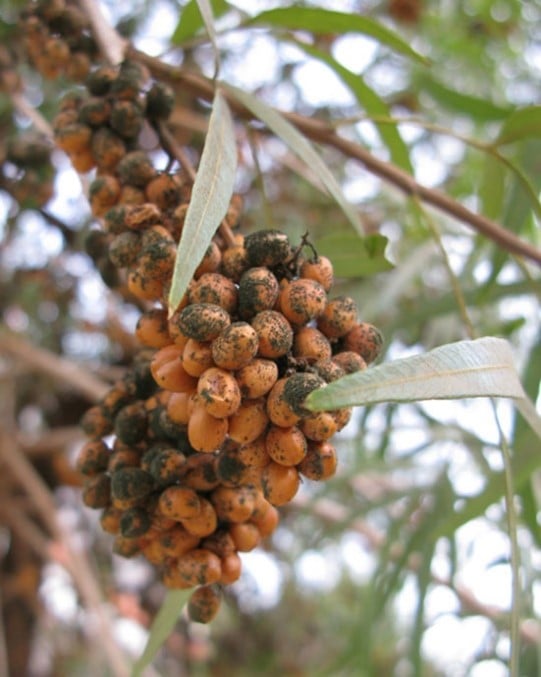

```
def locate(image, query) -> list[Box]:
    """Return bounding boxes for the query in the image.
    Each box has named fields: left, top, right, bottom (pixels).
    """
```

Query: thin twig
left=129, top=47, right=541, bottom=267
left=78, top=0, right=127, bottom=66
left=0, top=332, right=109, bottom=403
left=11, top=92, right=53, bottom=138
left=17, top=426, right=83, bottom=457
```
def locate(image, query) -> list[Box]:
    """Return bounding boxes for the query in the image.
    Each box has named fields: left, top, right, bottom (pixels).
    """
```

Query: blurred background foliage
left=0, top=0, right=540, bottom=675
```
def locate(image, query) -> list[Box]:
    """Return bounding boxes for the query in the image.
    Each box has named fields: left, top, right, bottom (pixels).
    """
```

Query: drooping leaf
left=315, top=232, right=393, bottom=277
left=479, top=154, right=506, bottom=221
left=172, top=0, right=230, bottom=45
left=222, top=82, right=364, bottom=235
left=305, top=337, right=525, bottom=411
left=168, top=90, right=236, bottom=315
left=244, top=7, right=429, bottom=65
left=292, top=40, right=413, bottom=173
left=132, top=589, right=191, bottom=677
left=495, top=106, right=541, bottom=145
left=416, top=73, right=511, bottom=121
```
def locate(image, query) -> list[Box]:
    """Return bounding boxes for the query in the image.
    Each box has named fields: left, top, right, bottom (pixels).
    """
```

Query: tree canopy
left=0, top=1, right=540, bottom=676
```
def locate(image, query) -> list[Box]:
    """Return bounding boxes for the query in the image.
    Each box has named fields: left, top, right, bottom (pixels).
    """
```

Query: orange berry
left=265, top=425, right=307, bottom=466
left=332, top=407, right=352, bottom=431
left=313, top=358, right=346, bottom=383
left=293, top=326, right=332, bottom=363
left=219, top=551, right=242, bottom=584
left=341, top=322, right=384, bottom=364
left=317, top=296, right=357, bottom=338
left=229, top=522, right=261, bottom=552
left=188, top=585, right=222, bottom=623
left=151, top=347, right=198, bottom=392
left=189, top=273, right=238, bottom=314
left=228, top=398, right=269, bottom=445
left=244, top=229, right=291, bottom=267
left=158, top=524, right=201, bottom=558
left=300, top=255, right=334, bottom=292
left=298, top=441, right=338, bottom=481
left=179, top=454, right=220, bottom=492
left=158, top=486, right=201, bottom=521
left=70, top=149, right=96, bottom=173
left=175, top=548, right=222, bottom=587
left=237, top=435, right=272, bottom=468
left=82, top=473, right=111, bottom=508
left=182, top=339, right=214, bottom=377
left=332, top=351, right=367, bottom=374
left=279, top=278, right=327, bottom=326
left=300, top=411, right=338, bottom=442
left=75, top=439, right=110, bottom=476
left=261, top=462, right=300, bottom=506
left=201, top=528, right=236, bottom=558
left=91, top=127, right=127, bottom=172
left=250, top=501, right=279, bottom=538
left=238, top=267, right=279, bottom=319
left=266, top=378, right=301, bottom=428
left=181, top=498, right=218, bottom=537
left=175, top=303, right=231, bottom=342
left=212, top=322, right=259, bottom=370
left=188, top=400, right=228, bottom=453
left=235, top=358, right=278, bottom=399
left=251, top=310, right=293, bottom=358
left=221, top=244, right=248, bottom=282
left=194, top=241, right=222, bottom=278
left=197, top=367, right=241, bottom=418
left=55, top=122, right=92, bottom=154
left=145, top=173, right=182, bottom=210
left=127, top=268, right=164, bottom=301
left=135, top=308, right=170, bottom=348
left=210, top=485, right=257, bottom=523
left=149, top=448, right=187, bottom=486
left=166, top=391, right=193, bottom=425
left=100, top=506, right=122, bottom=534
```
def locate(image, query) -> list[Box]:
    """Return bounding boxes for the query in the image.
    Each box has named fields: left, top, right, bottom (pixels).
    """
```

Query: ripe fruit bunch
left=77, top=222, right=383, bottom=622
left=20, top=0, right=96, bottom=81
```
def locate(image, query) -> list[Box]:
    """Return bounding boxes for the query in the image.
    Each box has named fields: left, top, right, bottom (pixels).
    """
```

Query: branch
left=78, top=0, right=127, bottom=66
left=129, top=47, right=541, bottom=268
left=0, top=332, right=109, bottom=403
left=0, top=430, right=131, bottom=677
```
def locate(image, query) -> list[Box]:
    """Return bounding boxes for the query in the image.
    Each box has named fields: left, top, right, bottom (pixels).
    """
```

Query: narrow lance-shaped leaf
left=496, top=105, right=541, bottom=145
left=172, top=0, right=231, bottom=45
left=195, top=0, right=221, bottom=76
left=132, top=589, right=192, bottom=677
left=305, top=337, right=525, bottom=411
left=244, top=7, right=429, bottom=65
left=292, top=40, right=413, bottom=173
left=222, top=82, right=364, bottom=236
left=168, top=90, right=236, bottom=316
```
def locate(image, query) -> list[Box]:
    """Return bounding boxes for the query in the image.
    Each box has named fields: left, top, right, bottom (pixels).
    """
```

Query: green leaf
left=172, top=0, right=231, bottom=45
left=168, top=90, right=236, bottom=315
left=479, top=154, right=506, bottom=221
left=416, top=73, right=511, bottom=121
left=496, top=106, right=541, bottom=145
left=222, top=82, right=364, bottom=235
left=292, top=40, right=413, bottom=173
left=132, top=589, right=191, bottom=676
left=244, top=7, right=429, bottom=65
left=315, top=232, right=393, bottom=277
left=305, top=337, right=525, bottom=411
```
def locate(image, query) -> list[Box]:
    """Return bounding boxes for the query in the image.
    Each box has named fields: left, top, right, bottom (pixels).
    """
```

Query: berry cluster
left=20, top=0, right=96, bottom=82
left=78, top=226, right=382, bottom=622
left=33, top=46, right=384, bottom=622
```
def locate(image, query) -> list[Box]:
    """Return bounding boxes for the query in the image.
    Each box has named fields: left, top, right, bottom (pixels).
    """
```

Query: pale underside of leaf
left=168, top=91, right=236, bottom=316
left=132, top=589, right=191, bottom=676
left=306, top=337, right=525, bottom=411
left=221, top=81, right=364, bottom=236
